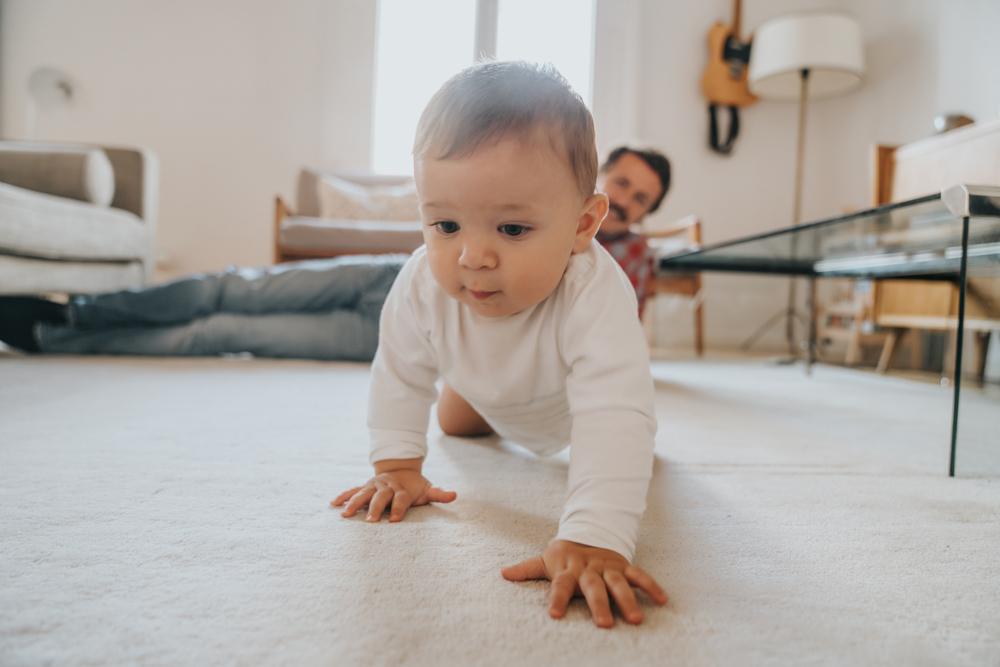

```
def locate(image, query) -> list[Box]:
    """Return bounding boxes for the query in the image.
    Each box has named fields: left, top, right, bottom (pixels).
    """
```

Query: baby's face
left=415, top=136, right=607, bottom=318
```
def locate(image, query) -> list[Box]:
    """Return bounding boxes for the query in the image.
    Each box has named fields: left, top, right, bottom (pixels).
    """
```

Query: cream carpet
left=1, top=355, right=998, bottom=666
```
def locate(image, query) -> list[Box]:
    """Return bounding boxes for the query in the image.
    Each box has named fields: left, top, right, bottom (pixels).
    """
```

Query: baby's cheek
left=516, top=271, right=560, bottom=306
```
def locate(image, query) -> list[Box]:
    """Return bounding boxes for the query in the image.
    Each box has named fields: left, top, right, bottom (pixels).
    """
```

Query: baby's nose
left=459, top=243, right=497, bottom=269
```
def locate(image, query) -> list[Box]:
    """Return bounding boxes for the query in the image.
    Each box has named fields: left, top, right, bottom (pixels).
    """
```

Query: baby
left=331, top=61, right=667, bottom=628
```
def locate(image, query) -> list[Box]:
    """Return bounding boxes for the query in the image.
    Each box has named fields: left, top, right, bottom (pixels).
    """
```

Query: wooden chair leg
left=694, top=300, right=704, bottom=357
left=942, top=329, right=958, bottom=380
left=273, top=195, right=292, bottom=264
left=877, top=328, right=904, bottom=374
left=845, top=319, right=862, bottom=366
left=908, top=330, right=925, bottom=370
left=972, top=331, right=990, bottom=384
left=642, top=296, right=656, bottom=349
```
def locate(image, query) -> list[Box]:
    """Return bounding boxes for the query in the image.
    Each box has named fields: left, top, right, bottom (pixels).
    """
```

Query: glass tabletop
left=658, top=188, right=1000, bottom=279
left=654, top=185, right=1000, bottom=478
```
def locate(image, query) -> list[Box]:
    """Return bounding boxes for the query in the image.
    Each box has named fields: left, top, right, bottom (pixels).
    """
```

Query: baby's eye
left=499, top=224, right=529, bottom=237
left=433, top=221, right=460, bottom=235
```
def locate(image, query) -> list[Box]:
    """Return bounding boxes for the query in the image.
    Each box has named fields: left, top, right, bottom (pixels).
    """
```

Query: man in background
left=595, top=146, right=672, bottom=318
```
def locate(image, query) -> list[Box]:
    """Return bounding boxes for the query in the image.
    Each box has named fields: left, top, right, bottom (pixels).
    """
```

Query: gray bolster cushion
left=0, top=147, right=115, bottom=207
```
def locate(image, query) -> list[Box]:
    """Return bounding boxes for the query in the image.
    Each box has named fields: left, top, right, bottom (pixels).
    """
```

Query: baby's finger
left=579, top=569, right=613, bottom=628
left=624, top=565, right=669, bottom=605
left=366, top=486, right=395, bottom=522
left=548, top=571, right=577, bottom=619
left=388, top=487, right=414, bottom=522
left=331, top=486, right=362, bottom=507
left=604, top=570, right=643, bottom=624
left=423, top=486, right=457, bottom=504
left=341, top=486, right=376, bottom=517
left=501, top=557, right=547, bottom=582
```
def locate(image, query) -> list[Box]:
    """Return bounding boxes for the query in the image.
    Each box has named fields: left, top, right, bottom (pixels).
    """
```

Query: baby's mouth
left=468, top=289, right=500, bottom=300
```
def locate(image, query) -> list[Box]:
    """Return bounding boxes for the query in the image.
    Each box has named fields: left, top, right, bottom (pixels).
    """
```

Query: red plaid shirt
left=597, top=232, right=654, bottom=318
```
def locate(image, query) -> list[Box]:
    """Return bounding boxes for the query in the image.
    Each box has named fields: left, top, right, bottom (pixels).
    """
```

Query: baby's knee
left=437, top=386, right=494, bottom=437
left=439, top=418, right=493, bottom=438
left=437, top=411, right=463, bottom=436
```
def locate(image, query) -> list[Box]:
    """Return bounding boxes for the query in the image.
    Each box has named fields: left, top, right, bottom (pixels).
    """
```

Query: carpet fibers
left=1, top=356, right=998, bottom=666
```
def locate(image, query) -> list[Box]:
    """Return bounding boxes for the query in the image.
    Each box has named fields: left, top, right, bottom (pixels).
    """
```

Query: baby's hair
left=413, top=60, right=597, bottom=198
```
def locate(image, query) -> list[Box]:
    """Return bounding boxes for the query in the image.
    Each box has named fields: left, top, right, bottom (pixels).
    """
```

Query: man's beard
left=607, top=202, right=628, bottom=223
left=596, top=203, right=630, bottom=242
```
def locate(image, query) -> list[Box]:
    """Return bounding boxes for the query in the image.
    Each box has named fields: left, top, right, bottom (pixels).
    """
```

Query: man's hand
left=330, top=468, right=456, bottom=522
left=501, top=539, right=668, bottom=628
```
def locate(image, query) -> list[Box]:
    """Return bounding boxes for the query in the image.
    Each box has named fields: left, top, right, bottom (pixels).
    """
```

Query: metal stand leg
left=948, top=215, right=970, bottom=478
left=740, top=307, right=792, bottom=351
left=806, top=277, right=818, bottom=375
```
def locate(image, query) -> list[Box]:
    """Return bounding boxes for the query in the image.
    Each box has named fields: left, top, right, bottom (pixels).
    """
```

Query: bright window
left=496, top=0, right=595, bottom=105
left=371, top=0, right=595, bottom=175
left=371, top=0, right=476, bottom=175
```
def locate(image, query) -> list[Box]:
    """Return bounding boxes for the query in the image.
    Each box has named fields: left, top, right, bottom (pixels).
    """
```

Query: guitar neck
left=732, top=0, right=743, bottom=37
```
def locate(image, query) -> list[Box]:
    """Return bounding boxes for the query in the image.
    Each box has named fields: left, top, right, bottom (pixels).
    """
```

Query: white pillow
left=316, top=174, right=419, bottom=221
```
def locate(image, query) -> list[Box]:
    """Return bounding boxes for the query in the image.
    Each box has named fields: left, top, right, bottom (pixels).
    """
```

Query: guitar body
left=700, top=22, right=757, bottom=108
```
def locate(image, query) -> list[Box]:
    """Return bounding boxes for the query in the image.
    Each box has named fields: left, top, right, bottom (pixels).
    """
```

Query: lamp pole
left=741, top=13, right=865, bottom=364
left=785, top=68, right=810, bottom=359
left=741, top=68, right=813, bottom=359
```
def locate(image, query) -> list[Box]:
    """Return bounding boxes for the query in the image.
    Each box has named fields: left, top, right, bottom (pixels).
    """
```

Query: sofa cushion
left=0, top=254, right=144, bottom=295
left=0, top=181, right=150, bottom=262
left=279, top=216, right=424, bottom=255
left=0, top=143, right=115, bottom=207
left=316, top=174, right=419, bottom=222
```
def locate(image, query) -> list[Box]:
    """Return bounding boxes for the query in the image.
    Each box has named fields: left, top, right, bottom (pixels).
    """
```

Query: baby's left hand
left=501, top=540, right=668, bottom=628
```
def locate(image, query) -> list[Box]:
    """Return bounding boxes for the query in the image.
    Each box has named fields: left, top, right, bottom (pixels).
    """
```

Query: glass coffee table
left=658, top=185, right=1000, bottom=477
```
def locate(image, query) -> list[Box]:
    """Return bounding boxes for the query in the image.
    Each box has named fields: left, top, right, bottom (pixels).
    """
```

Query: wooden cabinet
left=868, top=120, right=1000, bottom=379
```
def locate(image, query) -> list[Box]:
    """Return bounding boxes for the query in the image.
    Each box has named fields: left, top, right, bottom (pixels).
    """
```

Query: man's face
left=596, top=152, right=663, bottom=240
left=415, top=135, right=607, bottom=319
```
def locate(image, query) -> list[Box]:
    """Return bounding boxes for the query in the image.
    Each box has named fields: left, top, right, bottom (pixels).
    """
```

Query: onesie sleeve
left=366, top=251, right=440, bottom=464
left=555, top=261, right=658, bottom=562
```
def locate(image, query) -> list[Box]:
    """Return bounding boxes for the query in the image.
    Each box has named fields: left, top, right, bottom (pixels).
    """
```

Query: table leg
left=948, top=215, right=970, bottom=478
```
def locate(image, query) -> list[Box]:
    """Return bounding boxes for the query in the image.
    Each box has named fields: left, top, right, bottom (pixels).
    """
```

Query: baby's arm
left=503, top=266, right=665, bottom=627
left=330, top=252, right=451, bottom=521
left=556, top=284, right=657, bottom=563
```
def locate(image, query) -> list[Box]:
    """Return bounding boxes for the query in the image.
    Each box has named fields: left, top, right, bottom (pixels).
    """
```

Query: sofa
left=0, top=141, right=158, bottom=295
left=273, top=168, right=423, bottom=263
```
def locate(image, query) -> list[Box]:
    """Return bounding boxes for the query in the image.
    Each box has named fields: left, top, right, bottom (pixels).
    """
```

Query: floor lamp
left=740, top=13, right=865, bottom=361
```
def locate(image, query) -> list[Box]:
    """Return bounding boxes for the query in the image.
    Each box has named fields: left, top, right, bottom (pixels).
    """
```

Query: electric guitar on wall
left=701, top=0, right=756, bottom=155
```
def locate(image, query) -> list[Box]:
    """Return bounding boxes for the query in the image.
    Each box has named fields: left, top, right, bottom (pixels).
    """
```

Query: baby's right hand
left=330, top=469, right=457, bottom=522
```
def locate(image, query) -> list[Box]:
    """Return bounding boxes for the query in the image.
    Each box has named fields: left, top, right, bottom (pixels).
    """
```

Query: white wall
left=815, top=0, right=1000, bottom=214
left=638, top=0, right=1000, bottom=351
left=0, top=0, right=376, bottom=278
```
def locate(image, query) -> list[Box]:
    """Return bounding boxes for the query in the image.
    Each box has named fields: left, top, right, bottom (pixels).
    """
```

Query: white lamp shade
left=749, top=13, right=865, bottom=100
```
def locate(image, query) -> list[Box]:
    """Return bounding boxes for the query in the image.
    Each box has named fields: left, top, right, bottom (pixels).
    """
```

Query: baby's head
left=413, top=61, right=609, bottom=318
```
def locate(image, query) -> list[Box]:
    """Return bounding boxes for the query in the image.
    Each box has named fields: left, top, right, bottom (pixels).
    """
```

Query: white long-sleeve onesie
left=366, top=240, right=657, bottom=561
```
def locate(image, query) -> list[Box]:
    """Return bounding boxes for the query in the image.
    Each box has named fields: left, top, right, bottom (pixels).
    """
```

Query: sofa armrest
left=102, top=146, right=158, bottom=281
left=0, top=141, right=159, bottom=228
left=0, top=141, right=114, bottom=206
left=101, top=146, right=159, bottom=226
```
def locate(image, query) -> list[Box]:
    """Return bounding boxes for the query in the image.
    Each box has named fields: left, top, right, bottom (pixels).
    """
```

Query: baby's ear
left=572, top=193, right=609, bottom=253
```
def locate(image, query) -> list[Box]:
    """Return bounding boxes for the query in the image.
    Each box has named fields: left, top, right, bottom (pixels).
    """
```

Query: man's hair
left=600, top=147, right=672, bottom=213
left=413, top=61, right=598, bottom=198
